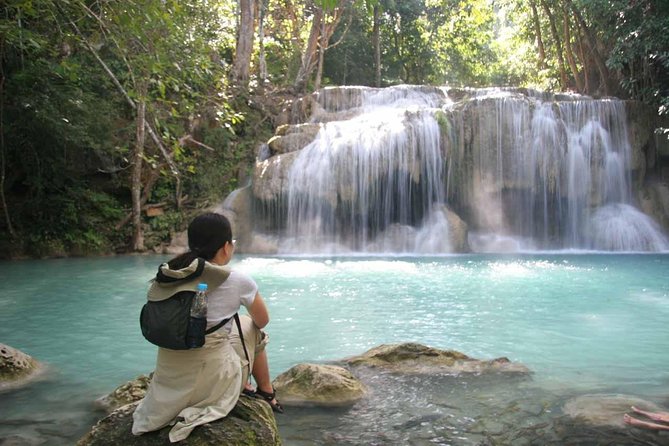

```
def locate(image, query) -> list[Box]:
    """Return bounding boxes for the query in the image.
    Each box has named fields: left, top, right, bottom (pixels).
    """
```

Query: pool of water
left=1, top=254, right=668, bottom=444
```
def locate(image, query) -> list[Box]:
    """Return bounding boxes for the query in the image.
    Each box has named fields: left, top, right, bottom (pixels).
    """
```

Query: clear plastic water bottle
left=191, top=283, right=208, bottom=318
left=186, top=283, right=208, bottom=348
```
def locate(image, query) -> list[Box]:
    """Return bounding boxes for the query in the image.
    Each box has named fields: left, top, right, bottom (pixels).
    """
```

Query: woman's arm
left=248, top=292, right=270, bottom=328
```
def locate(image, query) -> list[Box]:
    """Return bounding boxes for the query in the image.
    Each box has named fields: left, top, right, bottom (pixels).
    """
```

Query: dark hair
left=167, top=213, right=232, bottom=269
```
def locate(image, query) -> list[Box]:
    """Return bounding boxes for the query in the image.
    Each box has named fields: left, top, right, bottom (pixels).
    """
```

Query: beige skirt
left=132, top=315, right=267, bottom=442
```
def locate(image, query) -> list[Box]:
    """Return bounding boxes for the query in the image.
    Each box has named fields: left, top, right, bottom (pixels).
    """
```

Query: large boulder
left=563, top=394, right=665, bottom=428
left=0, top=343, right=43, bottom=391
left=344, top=342, right=530, bottom=375
left=273, top=363, right=366, bottom=407
left=253, top=151, right=300, bottom=202
left=78, top=397, right=281, bottom=446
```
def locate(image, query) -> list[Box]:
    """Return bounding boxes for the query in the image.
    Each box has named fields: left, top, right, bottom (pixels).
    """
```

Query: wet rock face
left=0, top=343, right=41, bottom=390
left=77, top=397, right=281, bottom=446
left=273, top=363, right=366, bottom=407
left=344, top=342, right=530, bottom=375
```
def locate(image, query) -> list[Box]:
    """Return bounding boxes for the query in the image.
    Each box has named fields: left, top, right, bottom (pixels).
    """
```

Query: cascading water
left=280, top=87, right=445, bottom=253
left=248, top=85, right=668, bottom=253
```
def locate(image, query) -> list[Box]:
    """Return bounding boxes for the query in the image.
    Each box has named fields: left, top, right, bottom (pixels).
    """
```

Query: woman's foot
left=631, top=406, right=669, bottom=423
left=624, top=413, right=669, bottom=431
left=242, top=382, right=256, bottom=397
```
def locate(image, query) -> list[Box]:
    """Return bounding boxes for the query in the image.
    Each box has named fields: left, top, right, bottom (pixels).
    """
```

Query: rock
left=625, top=100, right=656, bottom=176
left=0, top=343, right=43, bottom=391
left=444, top=206, right=470, bottom=253
left=275, top=123, right=320, bottom=138
left=95, top=374, right=152, bottom=414
left=267, top=133, right=316, bottom=155
left=77, top=397, right=281, bottom=446
left=165, top=230, right=187, bottom=255
left=216, top=185, right=254, bottom=252
left=253, top=151, right=300, bottom=202
left=639, top=179, right=669, bottom=232
left=563, top=394, right=664, bottom=427
left=344, top=343, right=530, bottom=375
left=268, top=124, right=321, bottom=155
left=245, top=234, right=279, bottom=255
left=275, top=94, right=316, bottom=127
left=273, top=363, right=366, bottom=407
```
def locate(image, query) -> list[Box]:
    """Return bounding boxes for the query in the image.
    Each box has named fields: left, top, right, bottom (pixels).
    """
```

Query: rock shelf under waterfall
left=222, top=85, right=669, bottom=254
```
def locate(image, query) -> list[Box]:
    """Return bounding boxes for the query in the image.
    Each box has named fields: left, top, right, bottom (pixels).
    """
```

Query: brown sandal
left=254, top=388, right=284, bottom=414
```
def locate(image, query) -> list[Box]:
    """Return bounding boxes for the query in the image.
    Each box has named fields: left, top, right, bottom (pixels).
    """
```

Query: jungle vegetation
left=1, top=0, right=667, bottom=257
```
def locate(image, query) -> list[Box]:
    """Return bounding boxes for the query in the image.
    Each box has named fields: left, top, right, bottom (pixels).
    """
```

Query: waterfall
left=588, top=204, right=669, bottom=251
left=247, top=86, right=668, bottom=254
left=281, top=87, right=445, bottom=253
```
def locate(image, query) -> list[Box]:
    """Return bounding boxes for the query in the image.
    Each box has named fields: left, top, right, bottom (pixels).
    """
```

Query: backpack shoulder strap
left=202, top=313, right=252, bottom=378
left=204, top=315, right=231, bottom=334
left=234, top=314, right=252, bottom=378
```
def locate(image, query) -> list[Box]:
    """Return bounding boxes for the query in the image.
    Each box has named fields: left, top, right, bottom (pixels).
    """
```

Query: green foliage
left=2, top=0, right=668, bottom=258
left=601, top=0, right=669, bottom=114
left=324, top=0, right=505, bottom=87
left=322, top=11, right=376, bottom=86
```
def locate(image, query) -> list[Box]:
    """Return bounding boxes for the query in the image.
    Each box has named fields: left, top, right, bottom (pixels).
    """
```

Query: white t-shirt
left=206, top=270, right=258, bottom=332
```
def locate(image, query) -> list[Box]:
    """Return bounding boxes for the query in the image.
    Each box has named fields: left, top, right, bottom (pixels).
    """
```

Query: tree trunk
left=540, top=0, right=568, bottom=90
left=562, top=6, right=583, bottom=92
left=529, top=0, right=546, bottom=69
left=257, top=0, right=268, bottom=88
left=233, top=0, right=255, bottom=86
left=313, top=11, right=327, bottom=92
left=294, top=6, right=323, bottom=93
left=373, top=4, right=381, bottom=87
left=575, top=26, right=591, bottom=93
left=0, top=44, right=15, bottom=237
left=131, top=82, right=147, bottom=251
left=566, top=0, right=611, bottom=95
left=115, top=166, right=161, bottom=230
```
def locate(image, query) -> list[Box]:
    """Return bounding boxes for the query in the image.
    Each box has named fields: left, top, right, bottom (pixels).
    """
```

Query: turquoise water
left=1, top=254, right=668, bottom=444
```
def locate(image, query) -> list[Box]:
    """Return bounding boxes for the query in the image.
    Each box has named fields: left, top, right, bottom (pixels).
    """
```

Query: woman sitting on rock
left=624, top=406, right=669, bottom=431
left=132, top=212, right=283, bottom=443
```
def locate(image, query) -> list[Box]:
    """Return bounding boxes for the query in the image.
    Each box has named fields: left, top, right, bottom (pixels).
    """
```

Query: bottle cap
left=197, top=283, right=208, bottom=291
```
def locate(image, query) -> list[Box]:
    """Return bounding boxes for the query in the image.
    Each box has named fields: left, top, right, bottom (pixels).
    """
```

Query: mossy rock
left=345, top=342, right=530, bottom=375
left=95, top=374, right=152, bottom=414
left=78, top=396, right=281, bottom=446
left=273, top=363, right=366, bottom=407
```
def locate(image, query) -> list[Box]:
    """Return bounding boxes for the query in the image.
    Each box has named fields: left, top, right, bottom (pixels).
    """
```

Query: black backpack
left=139, top=258, right=246, bottom=352
left=140, top=289, right=233, bottom=350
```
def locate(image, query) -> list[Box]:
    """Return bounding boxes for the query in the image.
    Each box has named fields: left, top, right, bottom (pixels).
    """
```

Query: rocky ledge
left=78, top=396, right=280, bottom=446
left=79, top=342, right=530, bottom=444
left=344, top=342, right=531, bottom=375
left=0, top=343, right=43, bottom=391
left=80, top=374, right=280, bottom=445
